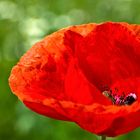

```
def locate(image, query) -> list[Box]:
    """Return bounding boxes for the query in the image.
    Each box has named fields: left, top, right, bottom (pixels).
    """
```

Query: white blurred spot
left=21, top=18, right=49, bottom=37
left=19, top=17, right=50, bottom=49
left=0, top=1, right=17, bottom=20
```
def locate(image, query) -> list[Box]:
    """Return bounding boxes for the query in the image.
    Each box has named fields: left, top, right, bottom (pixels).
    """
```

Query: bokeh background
left=0, top=0, right=140, bottom=140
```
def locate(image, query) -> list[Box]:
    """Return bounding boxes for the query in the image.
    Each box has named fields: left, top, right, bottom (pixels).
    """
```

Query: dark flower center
left=102, top=89, right=137, bottom=106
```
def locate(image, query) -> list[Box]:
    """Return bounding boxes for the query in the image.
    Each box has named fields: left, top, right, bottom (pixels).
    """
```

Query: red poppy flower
left=9, top=22, right=140, bottom=137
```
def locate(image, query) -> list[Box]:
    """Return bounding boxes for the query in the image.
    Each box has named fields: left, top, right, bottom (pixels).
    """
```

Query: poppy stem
left=101, top=135, right=106, bottom=140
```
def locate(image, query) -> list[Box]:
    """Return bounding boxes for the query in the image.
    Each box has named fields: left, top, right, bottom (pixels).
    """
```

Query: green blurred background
left=0, top=0, right=140, bottom=140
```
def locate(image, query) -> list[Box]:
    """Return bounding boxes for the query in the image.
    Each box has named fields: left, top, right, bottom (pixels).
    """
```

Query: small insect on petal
left=102, top=91, right=111, bottom=97
left=102, top=90, right=116, bottom=104
left=124, top=93, right=137, bottom=105
left=102, top=90, right=137, bottom=106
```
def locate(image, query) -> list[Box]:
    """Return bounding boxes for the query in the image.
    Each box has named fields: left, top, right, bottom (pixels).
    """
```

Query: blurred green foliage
left=0, top=0, right=140, bottom=140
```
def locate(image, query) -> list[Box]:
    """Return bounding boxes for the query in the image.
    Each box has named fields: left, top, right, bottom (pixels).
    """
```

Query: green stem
left=101, top=135, right=106, bottom=140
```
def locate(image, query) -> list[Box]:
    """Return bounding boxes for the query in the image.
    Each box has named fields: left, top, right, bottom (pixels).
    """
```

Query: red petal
left=130, top=24, right=140, bottom=37
left=9, top=23, right=107, bottom=105
left=64, top=22, right=140, bottom=91
left=24, top=101, right=71, bottom=121
left=64, top=58, right=110, bottom=105
left=22, top=95, right=140, bottom=137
